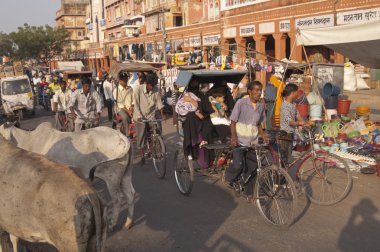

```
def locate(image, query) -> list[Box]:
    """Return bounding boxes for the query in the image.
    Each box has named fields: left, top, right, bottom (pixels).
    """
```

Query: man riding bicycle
left=68, top=77, right=102, bottom=132
left=52, top=80, right=72, bottom=131
left=224, top=81, right=269, bottom=196
left=133, top=73, right=165, bottom=156
left=113, top=73, right=133, bottom=135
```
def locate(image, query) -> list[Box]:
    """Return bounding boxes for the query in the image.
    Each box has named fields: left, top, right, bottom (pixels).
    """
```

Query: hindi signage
left=223, top=27, right=237, bottom=38
left=337, top=8, right=380, bottom=25
left=259, top=22, right=275, bottom=34
left=296, top=14, right=334, bottom=30
left=240, top=25, right=255, bottom=36
left=279, top=20, right=291, bottom=32
left=202, top=34, right=220, bottom=46
left=189, top=36, right=201, bottom=47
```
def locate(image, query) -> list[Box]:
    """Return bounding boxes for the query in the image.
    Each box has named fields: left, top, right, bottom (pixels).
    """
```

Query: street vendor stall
left=296, top=20, right=380, bottom=175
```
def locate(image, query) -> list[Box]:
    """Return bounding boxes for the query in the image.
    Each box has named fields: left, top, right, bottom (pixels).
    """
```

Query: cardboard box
left=13, top=61, right=23, bottom=72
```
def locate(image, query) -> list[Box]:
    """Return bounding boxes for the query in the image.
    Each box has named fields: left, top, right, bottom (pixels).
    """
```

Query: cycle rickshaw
left=173, top=70, right=352, bottom=227
left=108, top=62, right=167, bottom=179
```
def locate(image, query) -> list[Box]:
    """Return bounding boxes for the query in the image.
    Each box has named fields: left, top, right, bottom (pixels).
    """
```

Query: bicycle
left=268, top=127, right=352, bottom=206
left=174, top=140, right=298, bottom=227
left=140, top=119, right=167, bottom=179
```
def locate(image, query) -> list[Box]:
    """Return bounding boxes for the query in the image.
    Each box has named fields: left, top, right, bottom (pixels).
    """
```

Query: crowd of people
left=31, top=68, right=307, bottom=199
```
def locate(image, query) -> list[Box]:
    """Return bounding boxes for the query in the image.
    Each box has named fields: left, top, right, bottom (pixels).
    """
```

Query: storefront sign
left=203, top=34, right=220, bottom=46
left=337, top=8, right=380, bottom=25
left=183, top=39, right=189, bottom=47
left=239, top=25, right=255, bottom=36
left=189, top=36, right=201, bottom=47
left=223, top=27, right=237, bottom=38
left=296, top=14, right=334, bottom=30
left=279, top=20, right=291, bottom=32
left=220, top=0, right=270, bottom=11
left=259, top=22, right=275, bottom=34
left=175, top=52, right=190, bottom=65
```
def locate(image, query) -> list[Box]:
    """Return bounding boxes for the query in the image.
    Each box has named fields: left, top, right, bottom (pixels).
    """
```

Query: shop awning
left=108, top=62, right=158, bottom=80
left=175, top=70, right=247, bottom=87
left=297, top=20, right=380, bottom=69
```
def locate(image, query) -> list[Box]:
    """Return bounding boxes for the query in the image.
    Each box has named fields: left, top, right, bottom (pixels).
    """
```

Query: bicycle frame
left=269, top=129, right=327, bottom=180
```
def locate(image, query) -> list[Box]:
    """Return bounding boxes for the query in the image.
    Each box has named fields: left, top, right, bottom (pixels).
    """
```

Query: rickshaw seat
left=204, top=142, right=230, bottom=150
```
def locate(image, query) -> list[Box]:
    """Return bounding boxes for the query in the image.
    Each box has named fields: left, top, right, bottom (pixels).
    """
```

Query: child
left=209, top=92, right=231, bottom=126
left=175, top=91, right=200, bottom=116
left=280, top=83, right=307, bottom=165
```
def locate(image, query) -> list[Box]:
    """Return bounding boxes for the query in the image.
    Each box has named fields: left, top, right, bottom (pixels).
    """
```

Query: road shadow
left=108, top=158, right=241, bottom=251
left=338, top=198, right=380, bottom=251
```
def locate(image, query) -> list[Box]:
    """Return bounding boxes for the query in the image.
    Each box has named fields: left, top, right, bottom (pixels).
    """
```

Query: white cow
left=0, top=135, right=106, bottom=252
left=0, top=122, right=135, bottom=230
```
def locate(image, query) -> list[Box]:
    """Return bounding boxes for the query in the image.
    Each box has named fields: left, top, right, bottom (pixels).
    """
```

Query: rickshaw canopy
left=175, top=70, right=247, bottom=87
left=108, top=62, right=158, bottom=80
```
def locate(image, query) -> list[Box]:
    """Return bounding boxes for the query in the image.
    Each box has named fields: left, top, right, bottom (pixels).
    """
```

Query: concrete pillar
left=254, top=35, right=267, bottom=84
left=288, top=32, right=303, bottom=62
left=235, top=36, right=247, bottom=66
left=273, top=33, right=287, bottom=60
left=220, top=39, right=229, bottom=58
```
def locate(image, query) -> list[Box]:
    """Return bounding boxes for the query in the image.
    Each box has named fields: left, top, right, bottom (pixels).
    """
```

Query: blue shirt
left=230, top=97, right=266, bottom=146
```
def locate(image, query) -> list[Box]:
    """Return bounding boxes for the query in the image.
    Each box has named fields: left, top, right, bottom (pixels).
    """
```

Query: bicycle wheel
left=300, top=151, right=352, bottom=206
left=174, top=148, right=194, bottom=196
left=254, top=165, right=297, bottom=227
left=152, top=136, right=166, bottom=179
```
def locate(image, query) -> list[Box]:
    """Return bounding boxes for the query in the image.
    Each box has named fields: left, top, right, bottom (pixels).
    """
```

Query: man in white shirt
left=52, top=81, right=72, bottom=131
left=103, top=75, right=114, bottom=121
left=113, top=73, right=133, bottom=135
left=69, top=77, right=102, bottom=132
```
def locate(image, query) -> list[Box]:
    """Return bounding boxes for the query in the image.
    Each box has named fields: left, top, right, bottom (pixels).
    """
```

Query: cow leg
left=9, top=235, right=18, bottom=252
left=94, top=163, right=123, bottom=231
left=121, top=166, right=135, bottom=230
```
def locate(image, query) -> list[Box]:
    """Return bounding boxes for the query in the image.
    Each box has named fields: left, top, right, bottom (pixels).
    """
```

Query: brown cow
left=0, top=135, right=106, bottom=252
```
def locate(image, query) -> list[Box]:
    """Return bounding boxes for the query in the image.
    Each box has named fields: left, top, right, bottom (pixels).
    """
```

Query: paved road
left=11, top=109, right=380, bottom=252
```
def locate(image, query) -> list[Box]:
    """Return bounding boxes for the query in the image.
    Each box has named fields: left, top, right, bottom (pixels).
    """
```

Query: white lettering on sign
left=223, top=27, right=237, bottom=38
left=337, top=8, right=380, bottom=25
left=259, top=22, right=275, bottom=34
left=296, top=14, right=334, bottom=30
left=202, top=34, right=220, bottom=46
left=279, top=20, right=291, bottom=32
left=189, top=37, right=201, bottom=47
left=239, top=25, right=255, bottom=36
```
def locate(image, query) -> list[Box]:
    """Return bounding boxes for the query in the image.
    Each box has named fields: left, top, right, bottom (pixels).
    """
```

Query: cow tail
left=88, top=193, right=106, bottom=252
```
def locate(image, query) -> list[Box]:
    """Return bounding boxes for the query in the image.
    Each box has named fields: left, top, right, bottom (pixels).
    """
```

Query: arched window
left=209, top=1, right=214, bottom=19
left=215, top=1, right=219, bottom=18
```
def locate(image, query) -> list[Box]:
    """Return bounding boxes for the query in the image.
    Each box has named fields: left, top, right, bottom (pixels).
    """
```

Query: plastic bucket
left=323, top=83, right=341, bottom=97
left=325, top=95, right=338, bottom=109
left=310, top=104, right=322, bottom=118
left=296, top=104, right=309, bottom=118
left=337, top=99, right=351, bottom=115
left=326, top=109, right=338, bottom=120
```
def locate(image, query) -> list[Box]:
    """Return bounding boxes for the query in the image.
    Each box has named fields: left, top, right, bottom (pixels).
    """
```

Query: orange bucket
left=337, top=100, right=351, bottom=115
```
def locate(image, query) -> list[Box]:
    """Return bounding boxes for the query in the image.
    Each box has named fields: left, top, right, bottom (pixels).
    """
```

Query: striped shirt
left=230, top=97, right=266, bottom=146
